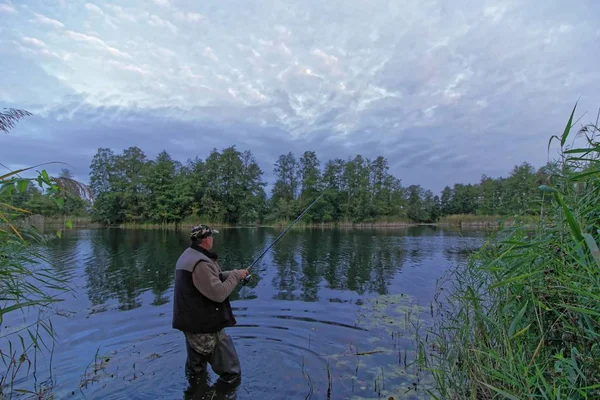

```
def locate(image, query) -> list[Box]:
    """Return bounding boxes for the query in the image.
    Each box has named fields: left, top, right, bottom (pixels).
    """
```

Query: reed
left=418, top=104, right=600, bottom=399
left=0, top=108, right=92, bottom=397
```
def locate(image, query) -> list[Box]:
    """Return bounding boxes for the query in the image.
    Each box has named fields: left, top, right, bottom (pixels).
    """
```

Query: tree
left=270, top=152, right=301, bottom=220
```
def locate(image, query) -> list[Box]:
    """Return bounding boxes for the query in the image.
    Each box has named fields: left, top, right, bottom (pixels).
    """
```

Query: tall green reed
left=1, top=108, right=92, bottom=398
left=419, top=104, right=600, bottom=399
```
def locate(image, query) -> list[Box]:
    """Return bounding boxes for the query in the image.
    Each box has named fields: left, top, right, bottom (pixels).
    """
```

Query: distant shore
left=11, top=213, right=537, bottom=231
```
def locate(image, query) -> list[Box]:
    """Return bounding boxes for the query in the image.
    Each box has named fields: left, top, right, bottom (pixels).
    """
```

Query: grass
left=436, top=214, right=540, bottom=228
left=417, top=104, right=600, bottom=399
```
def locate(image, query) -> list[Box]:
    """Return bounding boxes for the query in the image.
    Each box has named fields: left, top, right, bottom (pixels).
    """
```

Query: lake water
left=3, top=226, right=486, bottom=399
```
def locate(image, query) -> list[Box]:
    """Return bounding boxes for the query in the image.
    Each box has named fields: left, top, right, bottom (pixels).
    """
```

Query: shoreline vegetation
left=1, top=107, right=95, bottom=398
left=13, top=212, right=534, bottom=230
left=416, top=104, right=600, bottom=399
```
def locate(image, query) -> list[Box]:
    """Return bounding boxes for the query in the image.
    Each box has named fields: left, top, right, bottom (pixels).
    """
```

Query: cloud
left=84, top=3, right=104, bottom=15
left=3, top=0, right=600, bottom=194
left=22, top=37, right=46, bottom=47
left=147, top=14, right=177, bottom=34
left=0, top=2, right=16, bottom=14
left=107, top=60, right=152, bottom=76
left=32, top=12, right=64, bottom=29
left=65, top=31, right=131, bottom=59
left=174, top=11, right=204, bottom=23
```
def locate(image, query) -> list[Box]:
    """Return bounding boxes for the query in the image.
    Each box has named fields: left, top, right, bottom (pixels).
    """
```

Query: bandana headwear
left=190, top=224, right=219, bottom=241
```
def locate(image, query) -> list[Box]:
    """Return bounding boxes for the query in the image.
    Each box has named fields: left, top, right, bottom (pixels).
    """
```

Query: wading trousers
left=184, top=331, right=241, bottom=386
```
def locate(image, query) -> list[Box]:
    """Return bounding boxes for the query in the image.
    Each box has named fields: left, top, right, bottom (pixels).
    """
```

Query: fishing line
left=241, top=188, right=329, bottom=286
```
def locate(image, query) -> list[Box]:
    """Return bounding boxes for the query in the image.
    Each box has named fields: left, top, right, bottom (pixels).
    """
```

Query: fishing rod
left=242, top=189, right=327, bottom=286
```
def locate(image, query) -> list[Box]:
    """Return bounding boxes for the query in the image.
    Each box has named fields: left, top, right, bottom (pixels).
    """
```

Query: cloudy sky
left=1, top=0, right=599, bottom=194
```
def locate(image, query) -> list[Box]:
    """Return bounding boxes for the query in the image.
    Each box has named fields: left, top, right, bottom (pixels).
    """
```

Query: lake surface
left=4, top=226, right=486, bottom=399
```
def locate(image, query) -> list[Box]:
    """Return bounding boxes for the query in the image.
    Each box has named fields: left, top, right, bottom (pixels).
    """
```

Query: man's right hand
left=237, top=269, right=249, bottom=280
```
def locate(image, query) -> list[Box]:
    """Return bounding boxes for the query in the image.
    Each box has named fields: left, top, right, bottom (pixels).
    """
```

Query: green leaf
left=548, top=134, right=561, bottom=155
left=552, top=191, right=584, bottom=243
left=41, top=169, right=50, bottom=182
left=56, top=230, right=62, bottom=238
left=583, top=233, right=600, bottom=268
left=561, top=102, right=577, bottom=147
left=65, top=218, right=73, bottom=229
left=508, top=300, right=529, bottom=338
left=489, top=272, right=538, bottom=290
left=511, top=324, right=532, bottom=340
left=0, top=300, right=59, bottom=318
left=561, top=304, right=600, bottom=317
left=563, top=146, right=600, bottom=154
left=17, top=179, right=28, bottom=193
left=569, top=169, right=599, bottom=181
left=478, top=381, right=522, bottom=400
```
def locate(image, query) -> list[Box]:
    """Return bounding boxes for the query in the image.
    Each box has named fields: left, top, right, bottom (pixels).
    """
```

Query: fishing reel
left=241, top=271, right=252, bottom=286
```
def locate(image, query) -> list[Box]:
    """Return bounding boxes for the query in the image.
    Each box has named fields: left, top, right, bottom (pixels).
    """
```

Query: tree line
left=8, top=145, right=561, bottom=225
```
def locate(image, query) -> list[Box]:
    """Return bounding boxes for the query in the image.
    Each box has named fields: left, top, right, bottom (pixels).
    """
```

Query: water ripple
left=5, top=227, right=483, bottom=399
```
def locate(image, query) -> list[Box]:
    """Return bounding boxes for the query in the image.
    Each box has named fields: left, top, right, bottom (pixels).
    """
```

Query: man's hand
left=237, top=269, right=249, bottom=280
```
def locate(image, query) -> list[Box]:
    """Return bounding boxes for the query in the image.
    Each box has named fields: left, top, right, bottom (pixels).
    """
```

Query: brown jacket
left=172, top=245, right=240, bottom=333
left=192, top=256, right=241, bottom=303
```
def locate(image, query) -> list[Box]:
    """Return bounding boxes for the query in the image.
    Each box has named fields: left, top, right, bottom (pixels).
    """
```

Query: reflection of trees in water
left=42, top=229, right=81, bottom=279
left=269, top=228, right=415, bottom=299
left=299, top=229, right=328, bottom=302
left=215, top=228, right=270, bottom=301
left=85, top=230, right=113, bottom=307
left=83, top=227, right=269, bottom=308
left=370, top=237, right=405, bottom=295
left=77, top=226, right=486, bottom=308
left=85, top=229, right=188, bottom=310
left=271, top=230, right=301, bottom=301
left=86, top=229, right=143, bottom=311
left=137, top=230, right=188, bottom=306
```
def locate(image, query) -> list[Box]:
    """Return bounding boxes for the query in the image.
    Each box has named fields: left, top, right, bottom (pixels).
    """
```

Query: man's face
left=203, top=235, right=214, bottom=249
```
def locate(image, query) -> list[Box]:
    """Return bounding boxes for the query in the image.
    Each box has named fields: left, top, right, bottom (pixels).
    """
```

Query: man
left=172, top=224, right=249, bottom=387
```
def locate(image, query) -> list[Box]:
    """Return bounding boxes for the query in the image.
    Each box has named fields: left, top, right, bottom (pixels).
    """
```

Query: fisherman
left=172, top=224, right=249, bottom=387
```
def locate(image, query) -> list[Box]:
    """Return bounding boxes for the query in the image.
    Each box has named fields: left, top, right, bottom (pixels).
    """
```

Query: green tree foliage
left=87, top=143, right=557, bottom=224
left=89, top=145, right=267, bottom=225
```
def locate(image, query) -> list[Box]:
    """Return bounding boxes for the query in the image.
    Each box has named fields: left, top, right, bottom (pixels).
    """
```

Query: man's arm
left=192, top=262, right=241, bottom=303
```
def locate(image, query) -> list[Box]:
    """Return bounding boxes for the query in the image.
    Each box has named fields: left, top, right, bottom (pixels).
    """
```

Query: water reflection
left=24, top=225, right=490, bottom=400
left=60, top=226, right=489, bottom=310
left=84, top=229, right=188, bottom=311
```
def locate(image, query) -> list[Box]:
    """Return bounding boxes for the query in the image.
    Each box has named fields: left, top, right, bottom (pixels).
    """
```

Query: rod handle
left=242, top=274, right=252, bottom=286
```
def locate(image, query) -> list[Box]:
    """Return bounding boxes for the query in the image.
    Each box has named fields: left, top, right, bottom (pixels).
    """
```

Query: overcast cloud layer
left=1, top=0, right=599, bottom=193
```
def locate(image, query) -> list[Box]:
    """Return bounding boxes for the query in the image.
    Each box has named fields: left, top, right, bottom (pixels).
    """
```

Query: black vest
left=171, top=245, right=236, bottom=333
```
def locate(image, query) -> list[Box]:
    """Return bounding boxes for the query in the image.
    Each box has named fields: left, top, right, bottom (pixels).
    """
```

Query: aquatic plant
left=420, top=104, right=600, bottom=399
left=0, top=107, right=92, bottom=397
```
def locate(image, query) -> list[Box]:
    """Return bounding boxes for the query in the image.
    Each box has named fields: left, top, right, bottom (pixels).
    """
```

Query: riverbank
left=11, top=214, right=100, bottom=229
left=435, top=213, right=538, bottom=228
left=6, top=213, right=535, bottom=231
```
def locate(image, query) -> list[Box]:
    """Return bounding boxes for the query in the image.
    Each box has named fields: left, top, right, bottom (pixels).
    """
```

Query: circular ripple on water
left=70, top=295, right=429, bottom=400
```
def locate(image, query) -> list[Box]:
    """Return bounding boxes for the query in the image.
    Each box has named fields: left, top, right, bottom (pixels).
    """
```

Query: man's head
left=190, top=224, right=219, bottom=250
